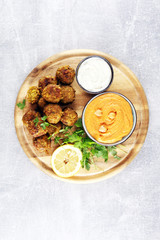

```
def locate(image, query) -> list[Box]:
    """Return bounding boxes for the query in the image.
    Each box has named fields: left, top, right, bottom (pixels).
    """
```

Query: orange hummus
left=84, top=93, right=133, bottom=144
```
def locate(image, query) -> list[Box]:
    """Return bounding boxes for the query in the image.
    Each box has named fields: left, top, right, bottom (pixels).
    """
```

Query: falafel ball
left=22, top=109, right=41, bottom=127
left=56, top=65, right=75, bottom=84
left=33, top=135, right=51, bottom=153
left=61, top=108, right=78, bottom=126
left=43, top=104, right=62, bottom=124
left=27, top=86, right=40, bottom=104
left=27, top=117, right=48, bottom=138
left=38, top=76, right=57, bottom=93
left=38, top=97, right=47, bottom=109
left=47, top=122, right=62, bottom=136
left=42, top=84, right=62, bottom=103
left=61, top=86, right=75, bottom=104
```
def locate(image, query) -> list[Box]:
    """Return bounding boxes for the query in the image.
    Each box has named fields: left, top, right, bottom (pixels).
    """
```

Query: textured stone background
left=0, top=0, right=160, bottom=239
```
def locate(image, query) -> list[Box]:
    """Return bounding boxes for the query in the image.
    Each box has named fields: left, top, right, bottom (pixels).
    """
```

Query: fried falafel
left=61, top=86, right=75, bottom=104
left=56, top=65, right=75, bottom=84
left=33, top=135, right=51, bottom=153
left=26, top=117, right=48, bottom=137
left=38, top=97, right=47, bottom=109
left=27, top=86, right=40, bottom=104
left=22, top=109, right=41, bottom=126
left=43, top=104, right=62, bottom=124
left=38, top=76, right=57, bottom=93
left=42, top=84, right=62, bottom=103
left=47, top=122, right=62, bottom=136
left=61, top=107, right=78, bottom=126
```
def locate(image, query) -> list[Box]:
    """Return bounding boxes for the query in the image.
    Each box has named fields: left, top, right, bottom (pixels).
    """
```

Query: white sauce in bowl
left=77, top=57, right=112, bottom=92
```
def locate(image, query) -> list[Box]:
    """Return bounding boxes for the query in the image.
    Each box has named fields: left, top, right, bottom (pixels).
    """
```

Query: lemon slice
left=51, top=144, right=82, bottom=178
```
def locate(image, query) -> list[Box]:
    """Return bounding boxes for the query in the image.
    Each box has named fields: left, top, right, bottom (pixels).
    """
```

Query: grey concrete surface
left=0, top=0, right=160, bottom=239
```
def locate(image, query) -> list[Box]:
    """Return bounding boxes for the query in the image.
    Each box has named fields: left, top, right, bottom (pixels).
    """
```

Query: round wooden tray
left=14, top=49, right=149, bottom=183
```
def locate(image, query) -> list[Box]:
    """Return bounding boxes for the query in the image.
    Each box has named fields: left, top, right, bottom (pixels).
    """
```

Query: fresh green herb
left=59, top=126, right=72, bottom=136
left=54, top=136, right=62, bottom=144
left=107, top=146, right=120, bottom=160
left=33, top=117, right=39, bottom=126
left=48, top=133, right=55, bottom=140
left=41, top=115, right=48, bottom=121
left=91, top=145, right=108, bottom=162
left=54, top=118, right=120, bottom=170
left=75, top=118, right=83, bottom=128
left=113, top=155, right=121, bottom=160
left=40, top=121, right=50, bottom=130
left=81, top=149, right=91, bottom=170
left=16, top=99, right=26, bottom=110
left=65, top=133, right=82, bottom=143
left=33, top=115, right=51, bottom=130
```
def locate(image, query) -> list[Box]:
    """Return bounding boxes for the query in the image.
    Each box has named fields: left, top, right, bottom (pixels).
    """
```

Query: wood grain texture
left=14, top=49, right=149, bottom=183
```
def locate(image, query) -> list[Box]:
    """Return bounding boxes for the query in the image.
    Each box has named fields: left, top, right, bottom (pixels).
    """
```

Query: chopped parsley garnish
left=48, top=133, right=55, bottom=140
left=16, top=99, right=26, bottom=110
left=33, top=115, right=50, bottom=130
left=75, top=118, right=83, bottom=128
left=40, top=121, right=50, bottom=130
left=54, top=136, right=62, bottom=144
left=41, top=115, right=48, bottom=121
left=59, top=126, right=72, bottom=135
left=33, top=117, right=39, bottom=126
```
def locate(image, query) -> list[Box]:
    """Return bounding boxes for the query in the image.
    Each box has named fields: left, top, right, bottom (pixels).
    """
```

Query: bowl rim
left=82, top=91, right=137, bottom=146
left=76, top=55, right=114, bottom=94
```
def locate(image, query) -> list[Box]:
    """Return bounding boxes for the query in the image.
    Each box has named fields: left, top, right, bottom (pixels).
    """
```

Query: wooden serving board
left=14, top=49, right=149, bottom=183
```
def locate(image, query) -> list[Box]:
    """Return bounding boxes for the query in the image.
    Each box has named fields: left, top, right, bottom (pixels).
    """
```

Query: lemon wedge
left=51, top=144, right=82, bottom=178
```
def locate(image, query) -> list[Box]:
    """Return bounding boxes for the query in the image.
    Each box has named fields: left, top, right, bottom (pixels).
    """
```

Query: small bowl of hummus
left=76, top=56, right=114, bottom=94
left=82, top=92, right=137, bottom=146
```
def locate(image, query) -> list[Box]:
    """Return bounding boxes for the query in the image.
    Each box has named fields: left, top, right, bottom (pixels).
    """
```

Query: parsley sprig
left=16, top=99, right=26, bottom=110
left=40, top=121, right=50, bottom=130
left=54, top=118, right=120, bottom=170
left=33, top=115, right=50, bottom=130
left=33, top=117, right=39, bottom=126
